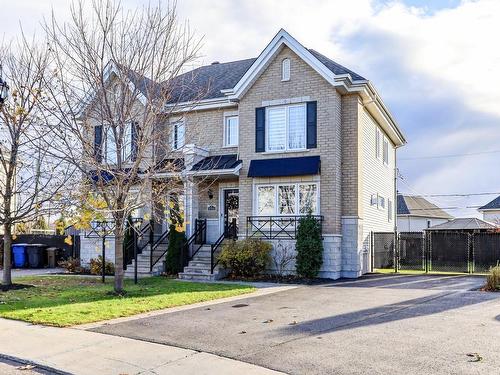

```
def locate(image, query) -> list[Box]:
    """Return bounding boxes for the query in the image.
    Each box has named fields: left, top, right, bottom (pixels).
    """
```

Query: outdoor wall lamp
left=208, top=189, right=214, bottom=200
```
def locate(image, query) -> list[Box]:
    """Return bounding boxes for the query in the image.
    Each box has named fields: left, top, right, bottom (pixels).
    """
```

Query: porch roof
left=190, top=154, right=242, bottom=175
left=247, top=155, right=320, bottom=178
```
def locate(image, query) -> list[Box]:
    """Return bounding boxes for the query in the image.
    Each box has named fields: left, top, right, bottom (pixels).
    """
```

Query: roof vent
left=211, top=61, right=220, bottom=65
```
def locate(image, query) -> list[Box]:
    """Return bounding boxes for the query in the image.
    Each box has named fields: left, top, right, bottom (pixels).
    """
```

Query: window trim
left=223, top=114, right=239, bottom=147
left=170, top=118, right=185, bottom=150
left=382, top=136, right=389, bottom=165
left=254, top=181, right=320, bottom=216
left=265, top=103, right=307, bottom=153
left=281, top=58, right=291, bottom=81
left=375, top=128, right=381, bottom=160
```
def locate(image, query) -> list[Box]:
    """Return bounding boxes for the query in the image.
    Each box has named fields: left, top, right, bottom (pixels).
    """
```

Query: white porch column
left=185, top=178, right=199, bottom=238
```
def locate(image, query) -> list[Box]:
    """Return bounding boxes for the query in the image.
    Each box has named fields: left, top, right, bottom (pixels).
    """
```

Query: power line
left=400, top=149, right=500, bottom=161
left=417, top=192, right=500, bottom=198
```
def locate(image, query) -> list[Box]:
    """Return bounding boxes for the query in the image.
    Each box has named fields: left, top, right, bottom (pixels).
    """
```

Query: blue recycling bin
left=12, top=244, right=28, bottom=268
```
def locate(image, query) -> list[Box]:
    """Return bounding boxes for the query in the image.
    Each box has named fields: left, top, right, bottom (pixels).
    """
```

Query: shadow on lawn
left=277, top=290, right=500, bottom=338
left=0, top=276, right=251, bottom=313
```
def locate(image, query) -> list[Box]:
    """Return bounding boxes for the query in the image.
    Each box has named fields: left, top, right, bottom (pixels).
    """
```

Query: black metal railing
left=123, top=218, right=149, bottom=270
left=211, top=218, right=237, bottom=274
left=181, top=219, right=207, bottom=269
left=246, top=215, right=323, bottom=240
left=150, top=225, right=170, bottom=272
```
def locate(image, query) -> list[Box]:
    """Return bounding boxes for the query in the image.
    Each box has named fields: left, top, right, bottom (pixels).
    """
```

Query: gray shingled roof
left=397, top=194, right=453, bottom=219
left=427, top=218, right=497, bottom=231
left=126, top=48, right=366, bottom=103
left=479, top=195, right=500, bottom=210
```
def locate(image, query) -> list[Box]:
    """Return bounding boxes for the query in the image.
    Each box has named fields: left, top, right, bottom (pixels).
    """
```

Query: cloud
left=2, top=0, right=499, bottom=217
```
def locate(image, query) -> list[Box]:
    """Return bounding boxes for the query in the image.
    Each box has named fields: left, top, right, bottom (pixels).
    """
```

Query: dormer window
left=281, top=58, right=290, bottom=81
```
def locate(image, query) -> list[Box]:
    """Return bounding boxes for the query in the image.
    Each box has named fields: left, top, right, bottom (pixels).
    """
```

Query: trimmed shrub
left=89, top=256, right=115, bottom=275
left=295, top=214, right=323, bottom=278
left=485, top=266, right=500, bottom=291
left=164, top=225, right=187, bottom=275
left=218, top=239, right=272, bottom=277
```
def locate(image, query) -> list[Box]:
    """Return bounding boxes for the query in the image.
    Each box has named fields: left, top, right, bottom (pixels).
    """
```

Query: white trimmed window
left=378, top=195, right=385, bottom=209
left=170, top=118, right=185, bottom=150
left=224, top=115, right=239, bottom=147
left=266, top=104, right=306, bottom=152
left=105, top=123, right=133, bottom=163
left=383, top=137, right=389, bottom=165
left=282, top=58, right=291, bottom=81
left=105, top=126, right=117, bottom=164
left=256, top=183, right=318, bottom=216
left=375, top=128, right=381, bottom=159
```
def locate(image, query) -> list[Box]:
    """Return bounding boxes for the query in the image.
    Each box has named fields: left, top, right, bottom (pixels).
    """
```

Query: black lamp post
left=0, top=65, right=8, bottom=104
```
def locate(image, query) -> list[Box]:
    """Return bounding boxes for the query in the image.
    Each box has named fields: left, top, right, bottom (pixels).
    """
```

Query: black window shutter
left=306, top=101, right=317, bottom=149
left=94, top=125, right=103, bottom=162
left=255, top=107, right=265, bottom=152
left=131, top=122, right=138, bottom=161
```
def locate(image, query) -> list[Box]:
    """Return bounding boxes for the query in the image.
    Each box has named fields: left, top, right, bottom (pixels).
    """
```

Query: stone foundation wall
left=80, top=236, right=116, bottom=267
left=263, top=235, right=342, bottom=279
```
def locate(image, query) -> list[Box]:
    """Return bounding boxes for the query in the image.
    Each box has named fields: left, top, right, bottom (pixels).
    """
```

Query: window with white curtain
left=383, top=137, right=389, bottom=165
left=256, top=183, right=319, bottom=216
left=170, top=119, right=185, bottom=150
left=278, top=185, right=296, bottom=215
left=257, top=186, right=275, bottom=215
left=105, top=126, right=117, bottom=164
left=266, top=104, right=306, bottom=152
left=282, top=58, right=291, bottom=81
left=224, top=115, right=239, bottom=147
left=105, top=123, right=133, bottom=163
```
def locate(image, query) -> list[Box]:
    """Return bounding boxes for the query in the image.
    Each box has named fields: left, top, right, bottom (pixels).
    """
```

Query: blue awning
left=247, top=156, right=320, bottom=178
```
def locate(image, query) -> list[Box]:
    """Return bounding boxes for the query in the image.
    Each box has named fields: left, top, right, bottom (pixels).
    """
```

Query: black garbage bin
left=26, top=244, right=48, bottom=268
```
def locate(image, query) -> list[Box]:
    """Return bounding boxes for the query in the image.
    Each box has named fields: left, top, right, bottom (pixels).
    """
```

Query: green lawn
left=0, top=276, right=254, bottom=327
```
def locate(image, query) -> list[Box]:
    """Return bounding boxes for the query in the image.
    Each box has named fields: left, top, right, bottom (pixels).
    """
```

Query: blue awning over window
left=247, top=156, right=320, bottom=178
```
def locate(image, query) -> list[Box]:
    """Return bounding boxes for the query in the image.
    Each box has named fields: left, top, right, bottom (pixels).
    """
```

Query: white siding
left=483, top=211, right=500, bottom=224
left=361, top=109, right=396, bottom=269
left=397, top=216, right=450, bottom=232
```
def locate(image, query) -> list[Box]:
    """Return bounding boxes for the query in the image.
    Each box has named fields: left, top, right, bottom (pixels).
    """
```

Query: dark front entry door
left=223, top=189, right=239, bottom=237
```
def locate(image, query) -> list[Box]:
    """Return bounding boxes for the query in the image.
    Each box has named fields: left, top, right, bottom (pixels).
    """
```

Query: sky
left=1, top=0, right=499, bottom=218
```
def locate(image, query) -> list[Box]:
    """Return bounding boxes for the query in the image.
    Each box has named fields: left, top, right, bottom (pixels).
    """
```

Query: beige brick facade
left=238, top=46, right=342, bottom=234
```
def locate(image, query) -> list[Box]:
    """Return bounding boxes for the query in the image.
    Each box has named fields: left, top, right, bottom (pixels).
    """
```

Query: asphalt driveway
left=92, top=274, right=500, bottom=375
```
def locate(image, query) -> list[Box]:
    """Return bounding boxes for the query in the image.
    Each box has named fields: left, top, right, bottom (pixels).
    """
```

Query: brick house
left=80, top=29, right=406, bottom=279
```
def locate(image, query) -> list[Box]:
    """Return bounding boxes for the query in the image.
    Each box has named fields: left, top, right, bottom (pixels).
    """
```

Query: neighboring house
left=478, top=196, right=500, bottom=225
left=397, top=194, right=453, bottom=232
left=427, top=217, right=497, bottom=232
left=81, top=29, right=406, bottom=279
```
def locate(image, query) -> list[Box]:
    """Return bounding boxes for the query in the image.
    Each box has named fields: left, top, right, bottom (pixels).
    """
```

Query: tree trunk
left=2, top=223, right=12, bottom=286
left=114, top=225, right=124, bottom=293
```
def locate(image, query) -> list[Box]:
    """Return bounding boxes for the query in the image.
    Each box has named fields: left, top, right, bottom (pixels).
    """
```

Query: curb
left=0, top=354, right=73, bottom=375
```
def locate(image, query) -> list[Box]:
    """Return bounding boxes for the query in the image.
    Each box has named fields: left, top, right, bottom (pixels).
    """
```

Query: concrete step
left=183, top=267, right=212, bottom=275
left=178, top=272, right=218, bottom=281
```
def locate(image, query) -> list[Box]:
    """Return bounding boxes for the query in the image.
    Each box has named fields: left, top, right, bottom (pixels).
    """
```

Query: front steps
left=178, top=244, right=227, bottom=281
left=123, top=243, right=168, bottom=278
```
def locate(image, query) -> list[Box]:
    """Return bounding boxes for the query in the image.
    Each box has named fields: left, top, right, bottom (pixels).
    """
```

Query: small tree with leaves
left=295, top=214, right=323, bottom=278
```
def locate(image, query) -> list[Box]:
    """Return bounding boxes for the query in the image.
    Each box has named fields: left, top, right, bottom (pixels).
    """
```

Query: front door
left=222, top=189, right=239, bottom=237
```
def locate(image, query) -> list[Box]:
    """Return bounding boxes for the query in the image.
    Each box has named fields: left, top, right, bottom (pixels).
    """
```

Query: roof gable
left=479, top=195, right=500, bottom=210
left=397, top=194, right=453, bottom=219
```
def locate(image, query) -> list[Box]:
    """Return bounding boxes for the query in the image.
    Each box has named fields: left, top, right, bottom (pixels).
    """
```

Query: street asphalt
left=92, top=274, right=500, bottom=375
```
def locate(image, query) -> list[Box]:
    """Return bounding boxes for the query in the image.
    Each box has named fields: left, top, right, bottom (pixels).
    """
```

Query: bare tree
left=43, top=0, right=203, bottom=293
left=0, top=38, right=75, bottom=287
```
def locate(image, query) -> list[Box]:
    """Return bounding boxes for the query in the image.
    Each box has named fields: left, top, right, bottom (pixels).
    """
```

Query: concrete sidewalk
left=0, top=319, right=283, bottom=375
